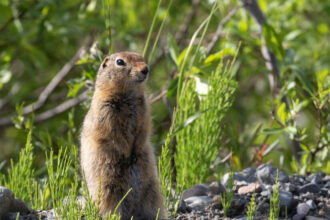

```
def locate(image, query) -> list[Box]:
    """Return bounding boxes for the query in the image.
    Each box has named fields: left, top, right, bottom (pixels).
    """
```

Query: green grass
left=0, top=129, right=42, bottom=209
left=221, top=170, right=234, bottom=217
left=269, top=170, right=280, bottom=220
left=158, top=1, right=239, bottom=214
left=0, top=127, right=123, bottom=219
left=247, top=189, right=256, bottom=220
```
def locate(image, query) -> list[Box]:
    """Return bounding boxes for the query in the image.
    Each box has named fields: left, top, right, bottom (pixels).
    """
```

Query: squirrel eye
left=116, top=59, right=125, bottom=66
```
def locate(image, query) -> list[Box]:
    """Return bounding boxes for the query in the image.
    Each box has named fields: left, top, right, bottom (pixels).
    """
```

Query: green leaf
left=293, top=68, right=314, bottom=96
left=0, top=160, right=6, bottom=171
left=286, top=126, right=297, bottom=139
left=263, top=23, right=284, bottom=60
left=166, top=77, right=178, bottom=99
left=172, top=107, right=215, bottom=135
left=204, top=48, right=236, bottom=65
left=284, top=30, right=302, bottom=41
left=277, top=102, right=287, bottom=124
left=167, top=33, right=179, bottom=67
left=316, top=69, right=328, bottom=93
left=300, top=143, right=310, bottom=152
left=264, top=140, right=280, bottom=156
left=67, top=81, right=85, bottom=98
left=295, top=100, right=309, bottom=113
left=76, top=54, right=89, bottom=65
left=261, top=127, right=284, bottom=135
left=0, top=68, right=12, bottom=90
left=319, top=88, right=330, bottom=99
left=177, top=47, right=188, bottom=70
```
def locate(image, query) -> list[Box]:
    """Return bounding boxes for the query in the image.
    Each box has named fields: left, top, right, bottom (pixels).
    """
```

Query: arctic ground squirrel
left=80, top=52, right=164, bottom=219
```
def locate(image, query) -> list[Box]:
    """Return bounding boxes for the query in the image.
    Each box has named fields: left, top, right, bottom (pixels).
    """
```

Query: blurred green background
left=0, top=0, right=329, bottom=179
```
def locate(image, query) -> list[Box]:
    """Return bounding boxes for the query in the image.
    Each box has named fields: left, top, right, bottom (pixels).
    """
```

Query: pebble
left=227, top=195, right=247, bottom=217
left=297, top=202, right=310, bottom=215
left=306, top=199, right=317, bottom=210
left=178, top=199, right=191, bottom=213
left=238, top=183, right=261, bottom=194
left=184, top=196, right=213, bottom=210
left=207, top=181, right=226, bottom=196
left=324, top=181, right=330, bottom=188
left=278, top=190, right=296, bottom=214
left=240, top=167, right=257, bottom=183
left=222, top=167, right=257, bottom=186
left=256, top=164, right=289, bottom=185
left=260, top=190, right=269, bottom=197
left=234, top=216, right=248, bottom=220
left=293, top=213, right=307, bottom=220
left=184, top=196, right=213, bottom=204
left=279, top=182, right=296, bottom=193
left=305, top=216, right=329, bottom=220
left=299, top=183, right=321, bottom=194
left=2, top=212, right=23, bottom=220
left=307, top=172, right=325, bottom=184
left=182, top=184, right=208, bottom=200
left=211, top=195, right=222, bottom=209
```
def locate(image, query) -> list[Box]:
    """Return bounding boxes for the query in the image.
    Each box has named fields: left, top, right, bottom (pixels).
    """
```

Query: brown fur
left=80, top=52, right=165, bottom=219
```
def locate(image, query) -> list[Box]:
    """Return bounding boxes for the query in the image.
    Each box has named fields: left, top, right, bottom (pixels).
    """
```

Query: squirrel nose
left=140, top=66, right=149, bottom=75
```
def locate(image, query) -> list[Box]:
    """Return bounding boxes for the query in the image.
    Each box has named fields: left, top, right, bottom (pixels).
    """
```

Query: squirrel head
left=95, top=51, right=149, bottom=94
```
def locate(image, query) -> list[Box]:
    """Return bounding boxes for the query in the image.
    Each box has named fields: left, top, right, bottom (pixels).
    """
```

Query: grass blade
left=148, top=0, right=174, bottom=63
left=102, top=0, right=114, bottom=54
left=143, top=0, right=163, bottom=58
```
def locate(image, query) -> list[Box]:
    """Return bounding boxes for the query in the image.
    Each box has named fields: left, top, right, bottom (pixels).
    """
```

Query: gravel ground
left=1, top=164, right=329, bottom=220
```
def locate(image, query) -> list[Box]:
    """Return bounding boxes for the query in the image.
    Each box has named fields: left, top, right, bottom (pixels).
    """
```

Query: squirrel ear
left=97, top=57, right=110, bottom=75
left=101, top=57, right=110, bottom=69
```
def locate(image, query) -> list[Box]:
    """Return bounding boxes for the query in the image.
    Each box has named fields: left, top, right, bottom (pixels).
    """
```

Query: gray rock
left=184, top=196, right=213, bottom=205
left=227, top=195, right=247, bottom=217
left=0, top=186, right=15, bottom=218
left=207, top=181, right=226, bottom=196
left=0, top=186, right=30, bottom=219
left=260, top=190, right=269, bottom=197
left=11, top=198, right=29, bottom=213
left=323, top=181, right=330, bottom=188
left=45, top=209, right=56, bottom=220
left=2, top=212, right=23, bottom=220
left=279, top=190, right=294, bottom=207
left=240, top=167, right=257, bottom=182
left=211, top=195, right=222, bottom=210
left=234, top=216, right=248, bottom=220
left=297, top=202, right=310, bottom=215
left=305, top=216, right=329, bottom=220
left=306, top=199, right=317, bottom=210
left=307, top=172, right=325, bottom=184
left=222, top=167, right=257, bottom=186
left=279, top=182, right=297, bottom=193
left=298, top=183, right=320, bottom=194
left=178, top=199, right=191, bottom=213
left=182, top=184, right=208, bottom=200
left=184, top=196, right=213, bottom=211
left=256, top=164, right=289, bottom=185
left=238, top=183, right=261, bottom=194
left=278, top=190, right=297, bottom=216
left=293, top=213, right=307, bottom=220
